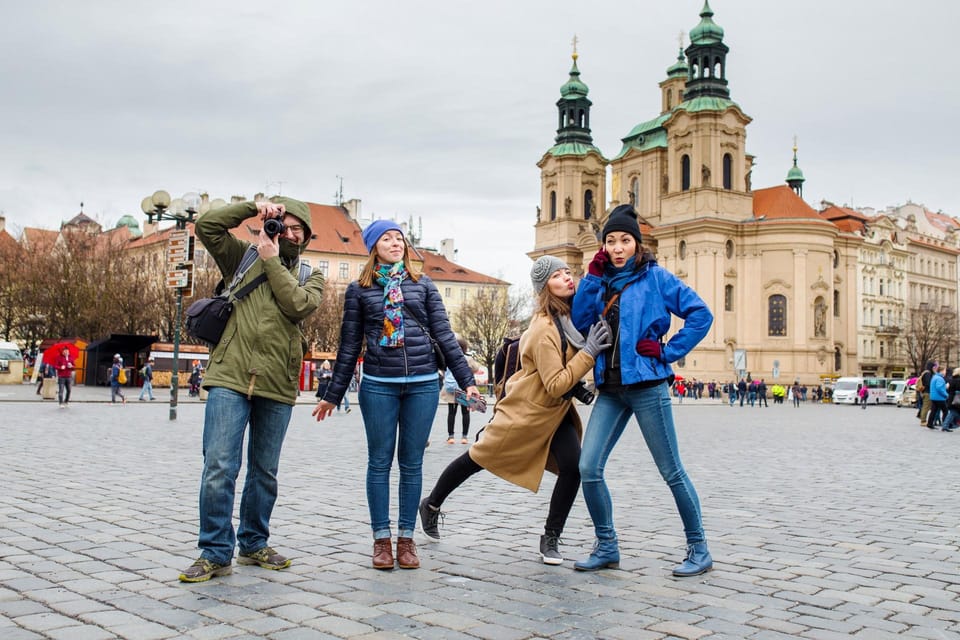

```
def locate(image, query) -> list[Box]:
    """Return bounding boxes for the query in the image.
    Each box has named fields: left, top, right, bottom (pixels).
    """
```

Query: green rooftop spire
left=552, top=37, right=596, bottom=149
left=786, top=137, right=806, bottom=196
left=690, top=0, right=725, bottom=45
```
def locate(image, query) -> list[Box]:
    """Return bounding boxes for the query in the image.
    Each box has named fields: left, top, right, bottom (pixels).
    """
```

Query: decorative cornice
left=763, top=278, right=792, bottom=290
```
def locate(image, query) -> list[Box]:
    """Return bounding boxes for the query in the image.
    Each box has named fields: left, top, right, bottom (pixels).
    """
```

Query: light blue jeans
left=359, top=377, right=438, bottom=539
left=197, top=387, right=292, bottom=565
left=139, top=379, right=154, bottom=400
left=579, top=381, right=706, bottom=545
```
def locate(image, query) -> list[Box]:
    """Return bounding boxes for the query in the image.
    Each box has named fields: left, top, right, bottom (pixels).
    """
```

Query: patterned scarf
left=375, top=261, right=408, bottom=347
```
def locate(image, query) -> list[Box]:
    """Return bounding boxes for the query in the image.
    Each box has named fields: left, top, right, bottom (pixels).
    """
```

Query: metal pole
left=169, top=216, right=186, bottom=421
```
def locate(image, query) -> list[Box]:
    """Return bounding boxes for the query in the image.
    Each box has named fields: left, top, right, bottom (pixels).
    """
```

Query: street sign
left=166, top=269, right=189, bottom=288
left=167, top=230, right=192, bottom=267
left=733, top=349, right=747, bottom=372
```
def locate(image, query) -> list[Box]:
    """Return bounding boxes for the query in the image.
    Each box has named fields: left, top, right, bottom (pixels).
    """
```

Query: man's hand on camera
left=257, top=227, right=280, bottom=260
left=255, top=200, right=285, bottom=221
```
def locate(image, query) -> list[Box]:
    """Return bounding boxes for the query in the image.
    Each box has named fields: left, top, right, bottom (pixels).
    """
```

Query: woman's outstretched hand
left=312, top=400, right=335, bottom=421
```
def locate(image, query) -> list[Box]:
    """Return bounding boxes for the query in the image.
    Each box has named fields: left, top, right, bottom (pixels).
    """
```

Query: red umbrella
left=42, top=342, right=79, bottom=365
left=673, top=374, right=685, bottom=382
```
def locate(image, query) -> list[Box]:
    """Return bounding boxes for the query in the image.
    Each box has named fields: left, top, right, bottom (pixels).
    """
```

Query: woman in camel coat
left=418, top=255, right=611, bottom=565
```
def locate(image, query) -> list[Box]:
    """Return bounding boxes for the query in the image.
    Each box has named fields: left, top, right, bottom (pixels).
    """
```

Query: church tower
left=530, top=41, right=608, bottom=274
left=786, top=139, right=806, bottom=197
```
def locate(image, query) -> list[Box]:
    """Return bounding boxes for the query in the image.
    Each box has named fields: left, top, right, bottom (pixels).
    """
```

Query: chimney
left=440, top=238, right=456, bottom=262
left=342, top=198, right=362, bottom=221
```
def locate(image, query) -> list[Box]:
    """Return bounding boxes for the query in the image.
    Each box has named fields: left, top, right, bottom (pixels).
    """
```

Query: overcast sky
left=2, top=1, right=958, bottom=291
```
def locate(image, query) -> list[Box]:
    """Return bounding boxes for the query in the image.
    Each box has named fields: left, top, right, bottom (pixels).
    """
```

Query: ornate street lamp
left=141, top=190, right=197, bottom=420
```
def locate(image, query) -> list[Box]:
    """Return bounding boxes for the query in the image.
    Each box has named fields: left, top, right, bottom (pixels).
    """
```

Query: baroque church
left=530, top=1, right=864, bottom=385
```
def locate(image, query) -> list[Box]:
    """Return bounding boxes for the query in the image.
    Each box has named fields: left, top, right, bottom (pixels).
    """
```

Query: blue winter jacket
left=929, top=373, right=948, bottom=401
left=322, top=274, right=476, bottom=405
left=572, top=258, right=713, bottom=386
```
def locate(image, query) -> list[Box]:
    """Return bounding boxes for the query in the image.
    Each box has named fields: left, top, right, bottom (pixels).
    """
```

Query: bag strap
left=403, top=303, right=434, bottom=341
left=232, top=273, right=268, bottom=301
left=224, top=245, right=261, bottom=293
left=602, top=280, right=636, bottom=317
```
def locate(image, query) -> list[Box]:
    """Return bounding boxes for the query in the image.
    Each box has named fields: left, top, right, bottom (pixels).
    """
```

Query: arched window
left=833, top=290, right=840, bottom=317
left=681, top=155, right=691, bottom=191
left=722, top=153, right=733, bottom=190
left=724, top=284, right=734, bottom=311
left=834, top=347, right=842, bottom=371
left=666, top=88, right=673, bottom=109
left=550, top=191, right=557, bottom=221
left=583, top=189, right=594, bottom=220
left=768, top=294, right=787, bottom=336
left=725, top=239, right=734, bottom=259
left=630, top=177, right=639, bottom=207
left=678, top=240, right=687, bottom=260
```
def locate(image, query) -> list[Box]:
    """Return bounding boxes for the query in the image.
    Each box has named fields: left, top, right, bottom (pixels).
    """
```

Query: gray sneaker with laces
left=539, top=533, right=563, bottom=565
left=418, top=498, right=443, bottom=541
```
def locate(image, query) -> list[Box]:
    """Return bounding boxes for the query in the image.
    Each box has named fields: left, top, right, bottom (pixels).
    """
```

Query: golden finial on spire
left=793, top=134, right=798, bottom=155
left=571, top=34, right=579, bottom=61
left=678, top=30, right=684, bottom=49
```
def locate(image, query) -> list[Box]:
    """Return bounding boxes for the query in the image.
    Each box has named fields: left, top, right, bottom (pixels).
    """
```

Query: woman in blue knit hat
left=313, top=219, right=481, bottom=571
left=571, top=204, right=715, bottom=577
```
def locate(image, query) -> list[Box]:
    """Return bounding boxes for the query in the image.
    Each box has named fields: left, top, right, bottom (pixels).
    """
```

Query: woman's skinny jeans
left=579, top=381, right=706, bottom=545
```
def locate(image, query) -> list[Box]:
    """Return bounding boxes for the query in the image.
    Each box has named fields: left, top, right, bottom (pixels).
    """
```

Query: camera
left=263, top=217, right=286, bottom=238
left=564, top=381, right=595, bottom=405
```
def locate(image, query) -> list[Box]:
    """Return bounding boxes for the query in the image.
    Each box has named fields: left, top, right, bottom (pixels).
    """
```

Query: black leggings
left=447, top=403, right=469, bottom=437
left=426, top=414, right=581, bottom=534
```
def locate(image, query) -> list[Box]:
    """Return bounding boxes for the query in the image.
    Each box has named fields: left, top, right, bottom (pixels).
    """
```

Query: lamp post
left=141, top=190, right=199, bottom=420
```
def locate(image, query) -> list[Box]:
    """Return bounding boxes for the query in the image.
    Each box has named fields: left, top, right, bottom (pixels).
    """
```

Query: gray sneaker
left=539, top=533, right=563, bottom=565
left=178, top=557, right=232, bottom=583
left=418, top=498, right=443, bottom=541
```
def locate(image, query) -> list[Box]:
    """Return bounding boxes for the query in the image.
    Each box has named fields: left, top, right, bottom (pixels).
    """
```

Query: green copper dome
left=115, top=214, right=142, bottom=237
left=786, top=165, right=805, bottom=182
left=560, top=56, right=589, bottom=98
left=666, top=47, right=688, bottom=78
left=689, top=0, right=724, bottom=45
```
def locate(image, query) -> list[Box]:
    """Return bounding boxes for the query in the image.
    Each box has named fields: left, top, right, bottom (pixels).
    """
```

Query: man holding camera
left=179, top=197, right=324, bottom=583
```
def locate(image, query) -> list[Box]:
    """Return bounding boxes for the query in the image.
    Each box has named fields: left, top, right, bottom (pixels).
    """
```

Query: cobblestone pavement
left=1, top=384, right=958, bottom=639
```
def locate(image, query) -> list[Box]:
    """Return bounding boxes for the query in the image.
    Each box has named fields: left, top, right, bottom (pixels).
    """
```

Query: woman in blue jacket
left=571, top=204, right=714, bottom=576
left=313, top=220, right=480, bottom=570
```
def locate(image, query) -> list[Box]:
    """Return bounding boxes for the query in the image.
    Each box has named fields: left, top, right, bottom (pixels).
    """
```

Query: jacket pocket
left=287, top=333, right=301, bottom=381
left=213, top=326, right=237, bottom=364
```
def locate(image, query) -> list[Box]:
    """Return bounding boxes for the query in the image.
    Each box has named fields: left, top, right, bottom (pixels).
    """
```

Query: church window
left=630, top=178, right=639, bottom=206
left=834, top=347, right=841, bottom=371
left=725, top=239, right=734, bottom=259
left=550, top=191, right=557, bottom=221
left=833, top=290, right=840, bottom=317
left=724, top=284, right=734, bottom=311
left=583, top=189, right=594, bottom=220
left=667, top=88, right=673, bottom=109
left=681, top=155, right=691, bottom=191
left=722, top=153, right=733, bottom=190
left=678, top=240, right=687, bottom=260
left=833, top=250, right=840, bottom=268
left=768, top=295, right=787, bottom=336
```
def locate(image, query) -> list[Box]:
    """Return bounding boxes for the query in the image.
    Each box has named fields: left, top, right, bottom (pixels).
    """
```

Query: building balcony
left=875, top=324, right=900, bottom=336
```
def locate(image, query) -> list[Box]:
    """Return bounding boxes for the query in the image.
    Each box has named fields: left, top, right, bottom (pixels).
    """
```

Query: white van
left=833, top=376, right=887, bottom=405
left=885, top=379, right=906, bottom=405
left=0, top=341, right=24, bottom=384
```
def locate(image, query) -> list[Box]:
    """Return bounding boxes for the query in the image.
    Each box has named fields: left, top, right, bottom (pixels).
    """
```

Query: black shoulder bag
left=185, top=247, right=265, bottom=346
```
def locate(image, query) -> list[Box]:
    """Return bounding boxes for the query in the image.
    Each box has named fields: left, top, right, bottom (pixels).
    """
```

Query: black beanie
left=601, top=204, right=643, bottom=245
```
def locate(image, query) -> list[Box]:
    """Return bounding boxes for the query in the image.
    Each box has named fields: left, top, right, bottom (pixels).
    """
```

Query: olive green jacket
left=195, top=200, right=324, bottom=405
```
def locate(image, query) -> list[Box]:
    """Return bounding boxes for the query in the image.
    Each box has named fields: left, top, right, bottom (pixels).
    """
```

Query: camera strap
left=551, top=314, right=570, bottom=366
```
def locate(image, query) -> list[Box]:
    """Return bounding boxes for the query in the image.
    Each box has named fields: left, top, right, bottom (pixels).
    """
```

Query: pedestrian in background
left=440, top=336, right=479, bottom=444
left=110, top=354, right=126, bottom=405
left=179, top=196, right=324, bottom=583
left=420, top=256, right=610, bottom=565
left=54, top=346, right=75, bottom=407
left=940, top=368, right=960, bottom=432
left=139, top=358, right=155, bottom=401
left=927, top=366, right=948, bottom=429
left=918, top=361, right=937, bottom=424
left=572, top=204, right=714, bottom=576
left=312, top=219, right=479, bottom=571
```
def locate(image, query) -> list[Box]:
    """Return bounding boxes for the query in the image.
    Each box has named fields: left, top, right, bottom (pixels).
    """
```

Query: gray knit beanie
left=531, top=255, right=569, bottom=293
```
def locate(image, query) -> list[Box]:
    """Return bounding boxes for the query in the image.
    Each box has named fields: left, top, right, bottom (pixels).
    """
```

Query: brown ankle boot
left=396, top=537, right=420, bottom=569
left=372, top=538, right=394, bottom=570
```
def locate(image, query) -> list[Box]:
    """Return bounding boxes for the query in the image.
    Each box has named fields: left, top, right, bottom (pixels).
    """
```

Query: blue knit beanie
left=362, top=219, right=404, bottom=254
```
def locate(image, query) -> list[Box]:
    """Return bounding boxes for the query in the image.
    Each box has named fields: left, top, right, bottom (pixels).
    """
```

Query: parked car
left=897, top=383, right=917, bottom=408
left=885, top=379, right=906, bottom=405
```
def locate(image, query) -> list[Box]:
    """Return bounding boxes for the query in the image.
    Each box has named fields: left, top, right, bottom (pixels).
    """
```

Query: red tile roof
left=22, top=227, right=59, bottom=249
left=751, top=185, right=821, bottom=219
left=819, top=205, right=867, bottom=233
left=925, top=209, right=960, bottom=233
left=415, top=248, right=510, bottom=286
left=304, top=204, right=367, bottom=256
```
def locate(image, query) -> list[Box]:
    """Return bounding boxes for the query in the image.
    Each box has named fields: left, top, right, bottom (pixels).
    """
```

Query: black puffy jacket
left=322, top=275, right=477, bottom=405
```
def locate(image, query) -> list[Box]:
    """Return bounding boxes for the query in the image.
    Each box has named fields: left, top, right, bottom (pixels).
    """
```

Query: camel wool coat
left=469, top=312, right=596, bottom=492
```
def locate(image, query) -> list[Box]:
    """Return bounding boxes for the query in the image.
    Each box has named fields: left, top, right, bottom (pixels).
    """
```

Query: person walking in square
left=139, top=358, right=155, bottom=401
left=441, top=336, right=479, bottom=444
left=110, top=354, right=126, bottom=405
left=419, top=256, right=610, bottom=565
left=572, top=204, right=714, bottom=576
left=54, top=346, right=75, bottom=407
left=312, top=219, right=479, bottom=571
left=178, top=196, right=324, bottom=583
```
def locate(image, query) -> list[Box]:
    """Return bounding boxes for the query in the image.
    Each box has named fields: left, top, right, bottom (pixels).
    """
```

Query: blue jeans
left=139, top=379, right=154, bottom=400
left=198, top=387, right=292, bottom=565
left=579, top=382, right=705, bottom=545
left=359, top=377, right=438, bottom=539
